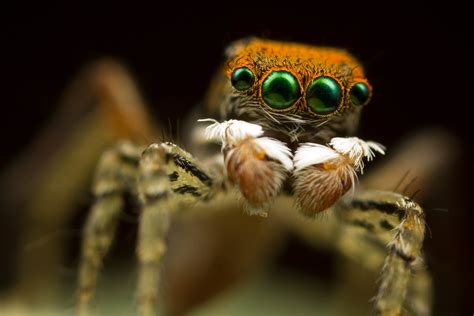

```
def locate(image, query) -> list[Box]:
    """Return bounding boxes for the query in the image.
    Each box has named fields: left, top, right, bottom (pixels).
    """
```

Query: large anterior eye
left=350, top=82, right=371, bottom=106
left=306, top=76, right=342, bottom=114
left=231, top=67, right=255, bottom=91
left=262, top=71, right=299, bottom=109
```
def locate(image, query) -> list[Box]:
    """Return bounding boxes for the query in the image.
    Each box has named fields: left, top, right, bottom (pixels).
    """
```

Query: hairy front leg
left=77, top=142, right=143, bottom=315
left=335, top=191, right=430, bottom=316
left=136, top=142, right=221, bottom=316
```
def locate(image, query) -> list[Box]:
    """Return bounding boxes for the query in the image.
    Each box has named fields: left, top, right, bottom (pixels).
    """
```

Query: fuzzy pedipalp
left=200, top=119, right=293, bottom=214
left=225, top=138, right=289, bottom=215
left=293, top=137, right=385, bottom=215
left=199, top=119, right=263, bottom=146
left=329, top=137, right=386, bottom=172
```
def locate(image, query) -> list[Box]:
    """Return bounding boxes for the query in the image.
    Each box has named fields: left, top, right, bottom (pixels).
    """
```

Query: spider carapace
left=77, top=38, right=431, bottom=316
left=206, top=38, right=372, bottom=145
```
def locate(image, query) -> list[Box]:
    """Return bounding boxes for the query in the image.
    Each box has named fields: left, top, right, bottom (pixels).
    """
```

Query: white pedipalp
left=292, top=135, right=386, bottom=210
left=293, top=143, right=340, bottom=171
left=329, top=137, right=386, bottom=172
left=199, top=119, right=264, bottom=146
left=199, top=119, right=293, bottom=172
left=253, top=137, right=293, bottom=172
left=364, top=141, right=386, bottom=161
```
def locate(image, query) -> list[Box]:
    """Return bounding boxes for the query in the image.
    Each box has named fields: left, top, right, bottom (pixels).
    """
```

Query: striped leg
left=280, top=130, right=454, bottom=315
left=335, top=190, right=431, bottom=316
left=77, top=142, right=143, bottom=316
left=136, top=142, right=221, bottom=316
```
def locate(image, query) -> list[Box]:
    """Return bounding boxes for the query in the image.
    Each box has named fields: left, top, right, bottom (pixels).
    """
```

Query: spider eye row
left=230, top=67, right=371, bottom=114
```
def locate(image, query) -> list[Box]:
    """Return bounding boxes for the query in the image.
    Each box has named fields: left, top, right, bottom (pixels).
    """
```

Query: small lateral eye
left=231, top=67, right=255, bottom=91
left=350, top=82, right=371, bottom=106
left=262, top=71, right=300, bottom=109
left=306, top=76, right=342, bottom=115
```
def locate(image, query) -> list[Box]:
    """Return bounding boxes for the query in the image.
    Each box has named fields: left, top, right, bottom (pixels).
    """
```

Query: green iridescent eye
left=231, top=67, right=255, bottom=91
left=350, top=82, right=371, bottom=106
left=261, top=71, right=299, bottom=109
left=306, top=77, right=342, bottom=114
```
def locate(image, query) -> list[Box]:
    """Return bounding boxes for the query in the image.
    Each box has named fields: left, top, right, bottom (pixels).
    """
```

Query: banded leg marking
left=336, top=191, right=430, bottom=316
left=136, top=142, right=219, bottom=316
left=77, top=142, right=142, bottom=316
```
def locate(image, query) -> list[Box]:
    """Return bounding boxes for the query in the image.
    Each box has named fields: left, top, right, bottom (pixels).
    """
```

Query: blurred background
left=1, top=2, right=473, bottom=315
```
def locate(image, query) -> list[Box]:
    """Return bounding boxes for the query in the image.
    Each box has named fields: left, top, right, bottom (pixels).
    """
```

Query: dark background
left=2, top=3, right=473, bottom=151
left=2, top=2, right=473, bottom=315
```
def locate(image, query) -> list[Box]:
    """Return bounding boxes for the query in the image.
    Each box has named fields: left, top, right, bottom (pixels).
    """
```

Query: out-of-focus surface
left=1, top=2, right=472, bottom=315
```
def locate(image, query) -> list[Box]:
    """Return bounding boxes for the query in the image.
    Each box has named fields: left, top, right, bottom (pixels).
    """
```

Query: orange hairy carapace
left=206, top=38, right=372, bottom=117
left=225, top=38, right=366, bottom=81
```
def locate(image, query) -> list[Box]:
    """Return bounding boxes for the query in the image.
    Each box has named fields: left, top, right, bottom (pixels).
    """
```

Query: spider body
left=75, top=38, right=432, bottom=316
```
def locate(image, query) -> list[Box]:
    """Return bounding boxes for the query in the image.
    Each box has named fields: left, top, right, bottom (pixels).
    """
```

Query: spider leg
left=1, top=59, right=157, bottom=305
left=276, top=130, right=458, bottom=315
left=274, top=190, right=430, bottom=315
left=77, top=140, right=223, bottom=316
left=136, top=142, right=221, bottom=316
left=335, top=190, right=430, bottom=316
left=77, top=141, right=143, bottom=315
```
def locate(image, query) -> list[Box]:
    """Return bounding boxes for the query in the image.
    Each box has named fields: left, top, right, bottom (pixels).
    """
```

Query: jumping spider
left=76, top=38, right=432, bottom=316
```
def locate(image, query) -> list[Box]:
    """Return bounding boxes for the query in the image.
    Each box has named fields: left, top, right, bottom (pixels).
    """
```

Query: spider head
left=207, top=38, right=372, bottom=143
